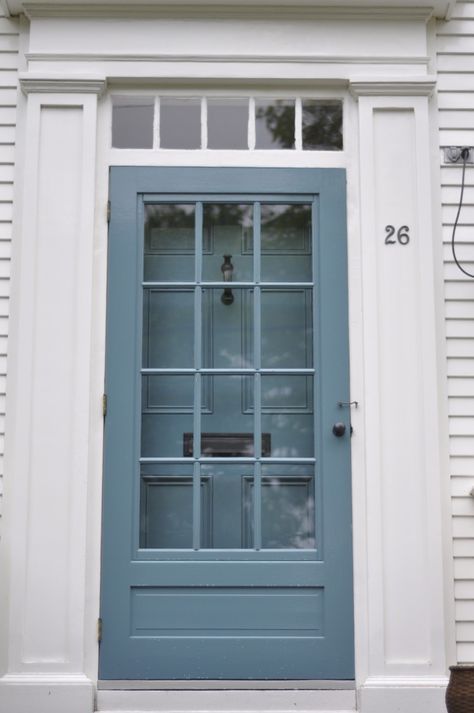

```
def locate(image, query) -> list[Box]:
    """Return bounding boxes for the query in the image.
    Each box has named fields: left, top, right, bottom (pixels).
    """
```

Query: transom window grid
left=138, top=195, right=320, bottom=553
left=112, top=96, right=343, bottom=151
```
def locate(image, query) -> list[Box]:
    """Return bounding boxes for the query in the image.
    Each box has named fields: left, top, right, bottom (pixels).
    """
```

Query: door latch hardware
left=338, top=401, right=358, bottom=409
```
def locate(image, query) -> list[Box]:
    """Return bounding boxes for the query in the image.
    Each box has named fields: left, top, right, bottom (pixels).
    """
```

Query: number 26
left=385, top=225, right=410, bottom=245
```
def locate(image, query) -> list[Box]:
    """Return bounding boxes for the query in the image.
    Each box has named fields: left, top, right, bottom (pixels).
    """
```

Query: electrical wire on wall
left=451, top=147, right=474, bottom=279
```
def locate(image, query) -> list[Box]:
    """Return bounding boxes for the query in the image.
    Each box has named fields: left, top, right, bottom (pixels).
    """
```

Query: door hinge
left=102, top=393, right=108, bottom=418
left=107, top=200, right=111, bottom=223
left=97, top=617, right=103, bottom=643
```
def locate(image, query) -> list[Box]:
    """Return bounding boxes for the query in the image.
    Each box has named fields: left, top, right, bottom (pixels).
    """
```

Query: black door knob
left=332, top=422, right=346, bottom=437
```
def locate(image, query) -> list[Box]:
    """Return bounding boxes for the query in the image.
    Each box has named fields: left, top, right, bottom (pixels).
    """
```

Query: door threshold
left=96, top=688, right=357, bottom=712
left=98, top=680, right=355, bottom=690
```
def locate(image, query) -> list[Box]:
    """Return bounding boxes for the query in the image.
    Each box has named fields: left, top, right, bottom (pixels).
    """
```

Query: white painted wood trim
left=350, top=77, right=437, bottom=97
left=19, top=73, right=106, bottom=94
left=9, top=2, right=443, bottom=22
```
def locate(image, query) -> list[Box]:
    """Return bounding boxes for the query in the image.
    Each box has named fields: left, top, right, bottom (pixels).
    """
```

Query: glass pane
left=202, top=204, right=253, bottom=282
left=141, top=376, right=194, bottom=458
left=202, top=288, right=253, bottom=369
left=201, top=464, right=254, bottom=548
left=207, top=98, right=248, bottom=150
left=112, top=97, right=154, bottom=148
left=261, top=473, right=315, bottom=549
left=142, top=374, right=195, bottom=412
left=302, top=100, right=343, bottom=151
left=140, top=472, right=194, bottom=548
left=261, top=412, right=314, bottom=459
left=144, top=204, right=195, bottom=282
left=260, top=204, right=312, bottom=282
left=160, top=97, right=201, bottom=149
left=201, top=375, right=255, bottom=456
left=141, top=412, right=194, bottom=458
left=261, top=289, right=313, bottom=368
left=255, top=99, right=295, bottom=149
left=261, top=374, right=313, bottom=412
left=143, top=288, right=194, bottom=368
left=261, top=375, right=314, bottom=458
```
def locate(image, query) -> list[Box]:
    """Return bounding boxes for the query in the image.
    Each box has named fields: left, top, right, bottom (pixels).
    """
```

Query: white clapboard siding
left=438, top=0, right=474, bottom=663
left=0, top=8, right=18, bottom=533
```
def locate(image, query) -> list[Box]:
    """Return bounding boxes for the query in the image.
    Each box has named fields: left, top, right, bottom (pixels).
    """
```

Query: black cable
left=451, top=148, right=474, bottom=279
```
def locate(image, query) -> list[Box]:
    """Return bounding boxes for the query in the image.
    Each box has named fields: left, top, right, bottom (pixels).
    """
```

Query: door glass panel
left=143, top=289, right=194, bottom=368
left=201, top=464, right=254, bottom=548
left=141, top=412, right=194, bottom=458
left=142, top=374, right=195, bottom=412
left=140, top=468, right=194, bottom=549
left=202, top=288, right=253, bottom=369
left=261, top=375, right=314, bottom=458
left=261, top=204, right=312, bottom=282
left=144, top=204, right=195, bottom=282
left=202, top=204, right=253, bottom=282
left=261, top=289, right=313, bottom=368
left=201, top=375, right=254, bottom=456
left=261, top=466, right=315, bottom=549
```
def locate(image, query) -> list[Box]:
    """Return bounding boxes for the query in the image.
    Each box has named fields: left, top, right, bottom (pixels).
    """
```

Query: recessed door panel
left=100, top=167, right=353, bottom=680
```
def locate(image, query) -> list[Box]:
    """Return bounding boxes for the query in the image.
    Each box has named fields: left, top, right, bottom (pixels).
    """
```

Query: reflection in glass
left=202, top=288, right=253, bottom=369
left=160, top=97, right=201, bottom=149
left=112, top=97, right=154, bottom=148
left=144, top=204, right=195, bottom=282
left=261, top=204, right=312, bottom=282
left=261, top=289, right=312, bottom=368
left=261, top=476, right=315, bottom=549
left=302, top=100, right=343, bottom=151
left=141, top=411, right=194, bottom=458
left=140, top=475, right=194, bottom=548
left=201, top=464, right=254, bottom=548
left=201, top=375, right=254, bottom=456
left=142, top=374, right=194, bottom=413
left=261, top=374, right=313, bottom=412
left=203, top=204, right=253, bottom=282
left=207, top=98, right=248, bottom=150
left=143, top=289, right=194, bottom=368
left=261, top=375, right=314, bottom=458
left=255, top=99, right=295, bottom=149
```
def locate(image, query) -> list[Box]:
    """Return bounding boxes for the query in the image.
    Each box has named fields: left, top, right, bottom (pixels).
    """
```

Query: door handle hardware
left=338, top=400, right=358, bottom=409
left=332, top=422, right=346, bottom=437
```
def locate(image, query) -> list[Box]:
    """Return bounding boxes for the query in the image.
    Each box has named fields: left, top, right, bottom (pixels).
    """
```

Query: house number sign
left=385, top=225, right=410, bottom=245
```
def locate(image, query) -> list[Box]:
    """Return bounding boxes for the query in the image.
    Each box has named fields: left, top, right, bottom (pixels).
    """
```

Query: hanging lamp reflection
left=221, top=254, right=234, bottom=305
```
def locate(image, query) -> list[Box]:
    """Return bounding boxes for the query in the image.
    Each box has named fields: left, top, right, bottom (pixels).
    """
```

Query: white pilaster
left=350, top=78, right=451, bottom=712
left=0, top=76, right=105, bottom=713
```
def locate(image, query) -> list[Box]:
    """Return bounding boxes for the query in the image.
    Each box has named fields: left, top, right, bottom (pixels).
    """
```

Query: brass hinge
left=97, top=617, right=103, bottom=643
left=107, top=200, right=111, bottom=223
left=102, top=393, right=108, bottom=418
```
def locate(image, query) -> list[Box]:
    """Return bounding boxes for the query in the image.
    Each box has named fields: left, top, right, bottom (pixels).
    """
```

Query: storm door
left=100, top=167, right=353, bottom=680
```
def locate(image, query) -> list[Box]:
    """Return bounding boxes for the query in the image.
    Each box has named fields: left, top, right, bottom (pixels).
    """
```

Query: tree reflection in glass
left=255, top=99, right=295, bottom=149
left=302, top=100, right=343, bottom=151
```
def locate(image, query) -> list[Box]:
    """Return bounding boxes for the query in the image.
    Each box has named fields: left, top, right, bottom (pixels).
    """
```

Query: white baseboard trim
left=358, top=676, right=448, bottom=713
left=0, top=674, right=94, bottom=713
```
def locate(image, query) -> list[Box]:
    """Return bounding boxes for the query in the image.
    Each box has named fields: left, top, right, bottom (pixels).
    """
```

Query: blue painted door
left=100, top=168, right=353, bottom=680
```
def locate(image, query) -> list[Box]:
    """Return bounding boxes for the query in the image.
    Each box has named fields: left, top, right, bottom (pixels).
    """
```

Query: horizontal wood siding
left=438, top=0, right=474, bottom=663
left=0, top=10, right=18, bottom=536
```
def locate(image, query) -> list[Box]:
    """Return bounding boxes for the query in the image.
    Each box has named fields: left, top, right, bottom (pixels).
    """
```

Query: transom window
left=112, top=95, right=343, bottom=151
